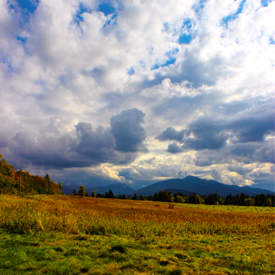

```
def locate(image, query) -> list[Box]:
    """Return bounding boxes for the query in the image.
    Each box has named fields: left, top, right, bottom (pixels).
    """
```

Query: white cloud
left=0, top=0, right=274, bottom=190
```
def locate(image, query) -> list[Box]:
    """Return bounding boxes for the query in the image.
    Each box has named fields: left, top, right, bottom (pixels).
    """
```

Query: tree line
left=72, top=185, right=274, bottom=207
left=0, top=154, right=63, bottom=195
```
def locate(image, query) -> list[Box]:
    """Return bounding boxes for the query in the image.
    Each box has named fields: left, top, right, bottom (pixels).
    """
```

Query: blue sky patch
left=102, top=13, right=118, bottom=30
left=8, top=0, right=39, bottom=29
left=162, top=57, right=176, bottom=67
left=73, top=3, right=92, bottom=25
left=178, top=34, right=192, bottom=44
left=261, top=0, right=274, bottom=7
left=98, top=3, right=115, bottom=16
left=222, top=0, right=247, bottom=28
left=17, top=36, right=27, bottom=43
left=270, top=37, right=275, bottom=45
left=182, top=19, right=192, bottom=31
left=151, top=57, right=176, bottom=70
left=0, top=53, right=13, bottom=72
left=12, top=0, right=39, bottom=13
left=193, top=0, right=208, bottom=14
left=177, top=19, right=193, bottom=44
left=127, top=68, right=135, bottom=75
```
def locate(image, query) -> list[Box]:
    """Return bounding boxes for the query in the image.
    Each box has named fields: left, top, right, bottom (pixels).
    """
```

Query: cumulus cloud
left=156, top=127, right=184, bottom=142
left=1, top=0, right=274, bottom=190
left=6, top=108, right=147, bottom=169
left=110, top=108, right=147, bottom=152
left=166, top=142, right=184, bottom=154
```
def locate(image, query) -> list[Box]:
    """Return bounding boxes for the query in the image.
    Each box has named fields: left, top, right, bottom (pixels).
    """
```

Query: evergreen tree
left=158, top=191, right=169, bottom=202
left=132, top=193, right=138, bottom=200
left=205, top=194, right=216, bottom=205
left=153, top=193, right=158, bottom=201
left=91, top=191, right=96, bottom=197
left=224, top=193, right=233, bottom=205
left=72, top=189, right=77, bottom=195
left=108, top=190, right=114, bottom=198
left=188, top=193, right=201, bottom=204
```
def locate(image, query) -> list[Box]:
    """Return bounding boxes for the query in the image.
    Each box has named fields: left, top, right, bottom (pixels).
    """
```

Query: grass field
left=0, top=195, right=274, bottom=275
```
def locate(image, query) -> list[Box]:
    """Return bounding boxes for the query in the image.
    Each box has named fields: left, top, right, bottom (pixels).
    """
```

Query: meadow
left=0, top=195, right=274, bottom=275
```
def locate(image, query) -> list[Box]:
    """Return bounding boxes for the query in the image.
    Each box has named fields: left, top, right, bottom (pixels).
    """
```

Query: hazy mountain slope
left=133, top=176, right=274, bottom=197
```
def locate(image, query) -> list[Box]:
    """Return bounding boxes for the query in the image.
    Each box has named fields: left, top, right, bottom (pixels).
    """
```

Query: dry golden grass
left=1, top=195, right=273, bottom=236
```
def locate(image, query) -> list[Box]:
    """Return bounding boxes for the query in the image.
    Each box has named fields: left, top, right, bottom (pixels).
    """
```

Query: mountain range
left=132, top=176, right=274, bottom=197
left=62, top=175, right=274, bottom=197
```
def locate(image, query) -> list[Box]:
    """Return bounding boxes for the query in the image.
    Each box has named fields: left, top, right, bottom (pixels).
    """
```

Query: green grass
left=0, top=229, right=273, bottom=275
left=0, top=195, right=274, bottom=274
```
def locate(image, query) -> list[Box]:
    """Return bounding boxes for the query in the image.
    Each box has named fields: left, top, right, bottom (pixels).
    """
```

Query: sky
left=0, top=0, right=274, bottom=191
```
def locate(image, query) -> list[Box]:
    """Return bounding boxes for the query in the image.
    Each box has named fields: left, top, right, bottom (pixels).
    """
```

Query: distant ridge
left=132, top=176, right=274, bottom=197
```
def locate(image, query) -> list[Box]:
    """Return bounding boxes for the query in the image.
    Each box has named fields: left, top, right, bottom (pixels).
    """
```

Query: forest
left=74, top=187, right=275, bottom=207
left=0, top=154, right=63, bottom=195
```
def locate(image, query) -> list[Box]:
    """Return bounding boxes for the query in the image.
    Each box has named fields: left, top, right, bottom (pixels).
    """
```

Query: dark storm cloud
left=9, top=131, right=90, bottom=169
left=229, top=112, right=274, bottom=143
left=73, top=121, right=137, bottom=165
left=166, top=142, right=184, bottom=154
left=110, top=108, right=147, bottom=152
left=74, top=122, right=115, bottom=160
left=156, top=127, right=184, bottom=142
left=158, top=99, right=274, bottom=153
left=7, top=108, right=147, bottom=169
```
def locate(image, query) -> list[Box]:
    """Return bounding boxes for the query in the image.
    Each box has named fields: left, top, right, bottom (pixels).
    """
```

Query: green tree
left=175, top=195, right=184, bottom=203
left=168, top=193, right=174, bottom=202
left=78, top=185, right=86, bottom=198
left=244, top=198, right=255, bottom=206
left=72, top=189, right=77, bottom=195
left=91, top=191, right=96, bottom=197
left=266, top=198, right=272, bottom=207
